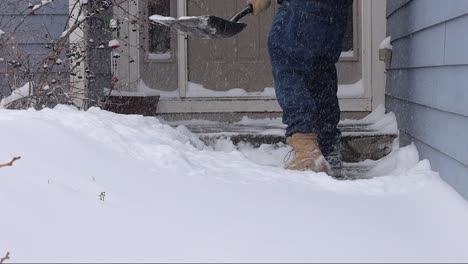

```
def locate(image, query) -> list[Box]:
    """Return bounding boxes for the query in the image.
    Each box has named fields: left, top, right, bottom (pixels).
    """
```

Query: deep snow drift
left=1, top=106, right=468, bottom=262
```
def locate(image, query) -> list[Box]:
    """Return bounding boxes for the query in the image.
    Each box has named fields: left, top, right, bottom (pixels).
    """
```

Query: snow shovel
left=149, top=5, right=253, bottom=39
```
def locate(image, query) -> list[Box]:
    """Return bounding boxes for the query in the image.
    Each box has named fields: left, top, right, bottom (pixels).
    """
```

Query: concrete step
left=198, top=133, right=396, bottom=163
left=164, top=106, right=399, bottom=164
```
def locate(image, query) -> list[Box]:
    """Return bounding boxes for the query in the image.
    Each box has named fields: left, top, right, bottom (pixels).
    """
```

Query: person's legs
left=268, top=1, right=320, bottom=137
left=308, top=62, right=342, bottom=176
left=268, top=0, right=351, bottom=173
left=269, top=0, right=343, bottom=136
left=311, top=6, right=350, bottom=177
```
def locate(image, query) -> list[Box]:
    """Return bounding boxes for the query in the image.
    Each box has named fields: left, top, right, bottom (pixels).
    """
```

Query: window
left=341, top=3, right=356, bottom=59
left=148, top=0, right=171, bottom=59
left=342, top=4, right=354, bottom=52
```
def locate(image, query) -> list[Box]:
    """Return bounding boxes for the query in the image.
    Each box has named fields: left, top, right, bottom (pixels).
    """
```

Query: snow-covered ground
left=1, top=106, right=468, bottom=262
left=0, top=83, right=32, bottom=109
left=107, top=79, right=364, bottom=99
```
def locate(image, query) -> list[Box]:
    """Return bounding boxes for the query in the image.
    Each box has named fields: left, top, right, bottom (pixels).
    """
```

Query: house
left=1, top=1, right=466, bottom=200
left=0, top=0, right=70, bottom=97
left=110, top=0, right=387, bottom=121
left=385, top=0, right=468, bottom=200
left=0, top=0, right=387, bottom=117
left=110, top=0, right=468, bottom=200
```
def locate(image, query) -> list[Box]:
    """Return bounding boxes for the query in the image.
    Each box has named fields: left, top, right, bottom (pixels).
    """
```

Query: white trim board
left=69, top=0, right=85, bottom=108
left=370, top=0, right=387, bottom=110
left=157, top=98, right=372, bottom=114
left=177, top=0, right=188, bottom=97
left=361, top=0, right=373, bottom=101
left=171, top=0, right=378, bottom=113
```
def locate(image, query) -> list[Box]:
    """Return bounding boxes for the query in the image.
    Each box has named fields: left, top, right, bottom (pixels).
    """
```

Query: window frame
left=145, top=0, right=177, bottom=63
left=339, top=0, right=359, bottom=62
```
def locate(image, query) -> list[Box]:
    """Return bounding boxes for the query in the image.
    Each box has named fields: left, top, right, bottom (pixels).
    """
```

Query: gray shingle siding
left=0, top=0, right=68, bottom=96
left=386, top=0, right=468, bottom=200
left=0, top=0, right=69, bottom=46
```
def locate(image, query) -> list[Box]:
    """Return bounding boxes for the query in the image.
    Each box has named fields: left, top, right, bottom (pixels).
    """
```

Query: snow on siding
left=32, top=0, right=55, bottom=11
left=379, top=36, right=393, bottom=50
left=0, top=82, right=32, bottom=108
left=386, top=0, right=468, bottom=200
left=0, top=0, right=68, bottom=97
left=109, top=80, right=365, bottom=99
left=1, top=106, right=468, bottom=262
left=337, top=79, right=364, bottom=98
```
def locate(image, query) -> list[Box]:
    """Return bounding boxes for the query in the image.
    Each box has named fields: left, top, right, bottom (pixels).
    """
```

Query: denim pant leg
left=308, top=62, right=342, bottom=172
left=308, top=62, right=342, bottom=157
left=268, top=2, right=318, bottom=136
left=268, top=0, right=349, bottom=143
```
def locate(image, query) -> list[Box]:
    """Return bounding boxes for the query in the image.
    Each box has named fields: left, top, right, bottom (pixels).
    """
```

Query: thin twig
left=0, top=252, right=10, bottom=264
left=0, top=157, right=21, bottom=169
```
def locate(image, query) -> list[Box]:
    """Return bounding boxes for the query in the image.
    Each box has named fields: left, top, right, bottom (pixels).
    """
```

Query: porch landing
left=162, top=107, right=399, bottom=178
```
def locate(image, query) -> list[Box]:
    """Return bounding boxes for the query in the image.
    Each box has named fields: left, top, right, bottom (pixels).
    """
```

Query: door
left=138, top=0, right=179, bottom=94
left=111, top=0, right=141, bottom=91
left=186, top=0, right=362, bottom=98
left=186, top=0, right=275, bottom=97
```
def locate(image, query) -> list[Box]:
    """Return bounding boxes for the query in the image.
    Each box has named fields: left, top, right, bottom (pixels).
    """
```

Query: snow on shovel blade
left=149, top=15, right=247, bottom=39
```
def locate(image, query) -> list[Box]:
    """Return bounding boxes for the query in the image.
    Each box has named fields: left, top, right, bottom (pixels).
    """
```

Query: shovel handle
left=230, top=5, right=254, bottom=22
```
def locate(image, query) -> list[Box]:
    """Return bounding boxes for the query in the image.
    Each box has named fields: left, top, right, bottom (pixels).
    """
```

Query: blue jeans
left=268, top=0, right=351, bottom=156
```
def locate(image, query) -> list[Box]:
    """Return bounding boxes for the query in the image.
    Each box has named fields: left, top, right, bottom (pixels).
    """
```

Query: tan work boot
left=286, top=133, right=331, bottom=173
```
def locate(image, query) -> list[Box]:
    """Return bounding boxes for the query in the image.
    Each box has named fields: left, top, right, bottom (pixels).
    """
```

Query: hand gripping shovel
left=149, top=5, right=254, bottom=39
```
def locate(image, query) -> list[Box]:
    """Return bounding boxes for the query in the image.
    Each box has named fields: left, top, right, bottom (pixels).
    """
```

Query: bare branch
left=0, top=252, right=10, bottom=264
left=32, top=0, right=55, bottom=12
left=0, top=157, right=21, bottom=169
left=1, top=0, right=171, bottom=110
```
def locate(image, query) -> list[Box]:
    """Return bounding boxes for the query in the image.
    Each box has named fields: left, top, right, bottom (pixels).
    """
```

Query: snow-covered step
left=198, top=133, right=396, bottom=163
left=167, top=106, right=399, bottom=163
left=2, top=107, right=468, bottom=262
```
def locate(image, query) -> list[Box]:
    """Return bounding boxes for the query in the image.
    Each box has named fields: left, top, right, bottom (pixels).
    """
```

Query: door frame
left=157, top=0, right=385, bottom=114
left=69, top=0, right=384, bottom=113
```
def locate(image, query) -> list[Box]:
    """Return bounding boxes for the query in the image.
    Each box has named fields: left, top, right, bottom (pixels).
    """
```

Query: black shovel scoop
left=149, top=5, right=253, bottom=39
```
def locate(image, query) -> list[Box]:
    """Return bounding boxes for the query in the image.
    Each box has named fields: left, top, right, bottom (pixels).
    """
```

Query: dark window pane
left=148, top=0, right=171, bottom=55
left=342, top=4, right=354, bottom=52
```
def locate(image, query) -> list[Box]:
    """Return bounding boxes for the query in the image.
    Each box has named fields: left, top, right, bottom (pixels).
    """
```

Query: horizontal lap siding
left=386, top=0, right=468, bottom=200
left=0, top=0, right=69, bottom=43
left=0, top=0, right=68, bottom=95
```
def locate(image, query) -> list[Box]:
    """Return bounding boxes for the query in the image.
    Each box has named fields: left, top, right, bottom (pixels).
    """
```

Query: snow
left=187, top=82, right=276, bottom=97
left=186, top=81, right=362, bottom=99
left=60, top=28, right=70, bottom=38
left=179, top=16, right=199, bottom=20
left=149, top=15, right=200, bottom=22
left=148, top=52, right=172, bottom=60
left=337, top=79, right=364, bottom=98
left=237, top=115, right=284, bottom=127
left=32, top=0, right=54, bottom=11
left=0, top=29, right=5, bottom=36
left=166, top=105, right=397, bottom=138
left=112, top=81, right=364, bottom=99
left=77, top=14, right=87, bottom=22
left=0, top=82, right=32, bottom=109
left=340, top=50, right=354, bottom=58
left=108, top=39, right=120, bottom=48
left=105, top=80, right=178, bottom=97
left=380, top=36, right=393, bottom=50
left=341, top=104, right=399, bottom=136
left=109, top=19, right=119, bottom=29
left=107, top=81, right=273, bottom=98
left=1, top=106, right=468, bottom=262
left=149, top=15, right=212, bottom=35
left=149, top=14, right=176, bottom=21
